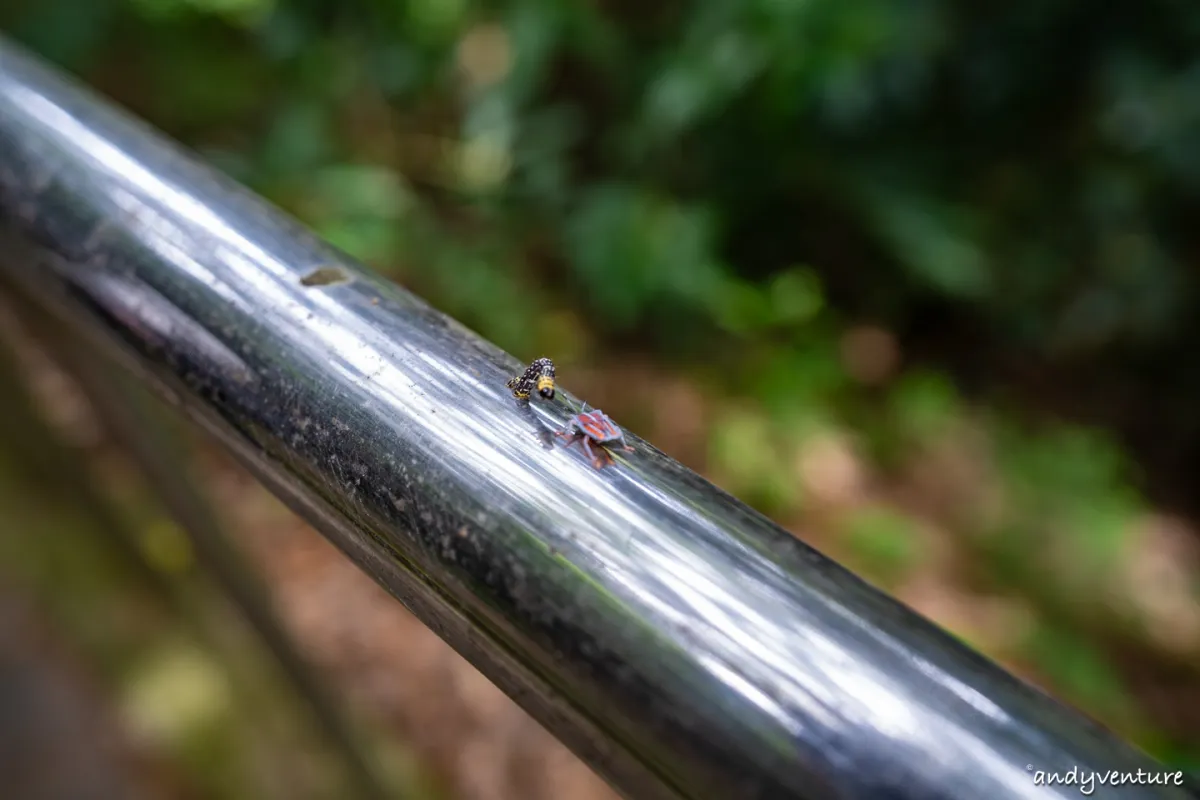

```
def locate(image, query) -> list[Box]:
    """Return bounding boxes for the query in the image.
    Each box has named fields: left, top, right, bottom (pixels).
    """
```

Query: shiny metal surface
left=0, top=38, right=1191, bottom=800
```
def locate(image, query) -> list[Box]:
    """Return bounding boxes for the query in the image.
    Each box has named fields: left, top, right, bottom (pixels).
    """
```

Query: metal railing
left=0, top=37, right=1191, bottom=800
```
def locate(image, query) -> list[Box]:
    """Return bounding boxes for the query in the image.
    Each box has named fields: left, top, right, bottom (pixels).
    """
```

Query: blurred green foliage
left=9, top=0, right=1197, bottom=361
left=839, top=505, right=925, bottom=588
left=3, top=0, right=1199, bottom=774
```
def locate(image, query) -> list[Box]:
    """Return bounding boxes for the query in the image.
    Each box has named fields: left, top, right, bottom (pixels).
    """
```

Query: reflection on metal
left=0, top=37, right=1190, bottom=800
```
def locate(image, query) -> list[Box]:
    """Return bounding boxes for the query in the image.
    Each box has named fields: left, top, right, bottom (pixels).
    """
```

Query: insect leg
left=596, top=446, right=612, bottom=469
left=584, top=438, right=607, bottom=467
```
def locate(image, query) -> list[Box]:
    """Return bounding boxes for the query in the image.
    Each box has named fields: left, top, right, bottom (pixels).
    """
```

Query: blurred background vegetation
left=1, top=0, right=1199, bottom=797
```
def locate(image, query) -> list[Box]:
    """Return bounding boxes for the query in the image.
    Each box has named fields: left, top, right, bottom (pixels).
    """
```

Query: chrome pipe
left=0, top=38, right=1190, bottom=800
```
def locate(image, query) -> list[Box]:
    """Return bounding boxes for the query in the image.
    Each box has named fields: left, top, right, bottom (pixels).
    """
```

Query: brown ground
left=204, top=453, right=620, bottom=800
left=1, top=314, right=1197, bottom=799
left=0, top=586, right=190, bottom=800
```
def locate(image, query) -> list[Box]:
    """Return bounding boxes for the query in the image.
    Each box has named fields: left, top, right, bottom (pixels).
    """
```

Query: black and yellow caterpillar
left=506, top=357, right=556, bottom=401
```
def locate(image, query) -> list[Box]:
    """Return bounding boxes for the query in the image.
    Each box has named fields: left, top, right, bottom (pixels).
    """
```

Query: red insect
left=556, top=405, right=634, bottom=469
